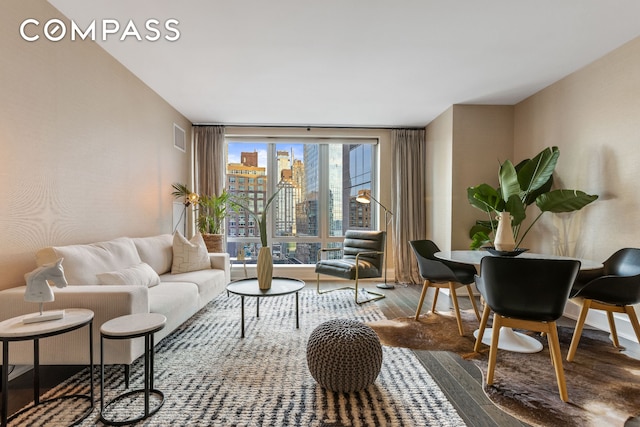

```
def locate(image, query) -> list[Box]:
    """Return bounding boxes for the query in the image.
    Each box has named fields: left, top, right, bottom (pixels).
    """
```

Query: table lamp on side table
left=356, top=189, right=395, bottom=289
left=23, top=258, right=68, bottom=323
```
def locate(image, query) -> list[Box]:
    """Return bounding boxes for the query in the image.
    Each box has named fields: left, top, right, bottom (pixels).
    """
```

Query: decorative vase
left=257, top=246, right=273, bottom=290
left=494, top=211, right=516, bottom=251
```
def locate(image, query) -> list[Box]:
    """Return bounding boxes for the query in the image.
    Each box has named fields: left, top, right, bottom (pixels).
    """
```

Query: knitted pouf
left=306, top=319, right=383, bottom=392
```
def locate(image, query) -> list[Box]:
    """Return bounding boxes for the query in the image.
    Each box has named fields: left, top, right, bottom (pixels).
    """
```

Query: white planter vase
left=257, top=246, right=273, bottom=290
left=494, top=211, right=516, bottom=251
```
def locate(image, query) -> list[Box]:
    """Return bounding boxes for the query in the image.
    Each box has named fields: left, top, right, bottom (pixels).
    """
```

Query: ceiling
left=49, top=0, right=640, bottom=128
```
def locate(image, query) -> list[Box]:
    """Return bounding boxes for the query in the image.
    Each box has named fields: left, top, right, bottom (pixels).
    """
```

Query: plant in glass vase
left=467, top=146, right=598, bottom=251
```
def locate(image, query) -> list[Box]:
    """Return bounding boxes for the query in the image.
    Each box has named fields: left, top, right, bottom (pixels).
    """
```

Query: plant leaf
left=499, top=160, right=520, bottom=203
left=504, top=195, right=526, bottom=226
left=535, top=189, right=599, bottom=213
left=467, top=184, right=503, bottom=213
left=517, top=146, right=559, bottom=194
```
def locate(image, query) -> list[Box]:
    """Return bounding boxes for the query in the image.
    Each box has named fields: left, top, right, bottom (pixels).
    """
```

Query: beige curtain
left=193, top=125, right=225, bottom=196
left=391, top=129, right=428, bottom=284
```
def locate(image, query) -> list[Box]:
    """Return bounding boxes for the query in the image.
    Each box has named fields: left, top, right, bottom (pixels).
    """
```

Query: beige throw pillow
left=171, top=232, right=211, bottom=274
left=96, top=262, right=161, bottom=288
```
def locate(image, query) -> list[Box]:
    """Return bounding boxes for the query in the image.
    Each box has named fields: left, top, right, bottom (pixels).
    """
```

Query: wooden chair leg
left=606, top=310, right=621, bottom=348
left=567, top=299, right=591, bottom=362
left=487, top=315, right=502, bottom=385
left=625, top=305, right=640, bottom=345
left=474, top=302, right=491, bottom=353
left=415, top=280, right=430, bottom=320
left=431, top=288, right=440, bottom=313
left=466, top=285, right=481, bottom=321
left=449, top=283, right=464, bottom=336
left=547, top=322, right=569, bottom=402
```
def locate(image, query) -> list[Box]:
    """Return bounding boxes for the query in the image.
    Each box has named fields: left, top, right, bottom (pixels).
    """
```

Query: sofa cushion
left=36, top=238, right=142, bottom=285
left=171, top=232, right=211, bottom=274
left=149, top=282, right=199, bottom=331
left=97, top=262, right=161, bottom=288
left=161, top=269, right=227, bottom=307
left=132, top=234, right=173, bottom=275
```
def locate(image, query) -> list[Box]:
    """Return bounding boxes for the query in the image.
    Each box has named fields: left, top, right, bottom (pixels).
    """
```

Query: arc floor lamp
left=356, top=189, right=395, bottom=289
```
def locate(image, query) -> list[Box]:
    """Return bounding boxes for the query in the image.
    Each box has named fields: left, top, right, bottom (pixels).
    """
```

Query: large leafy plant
left=171, top=183, right=236, bottom=235
left=467, top=146, right=598, bottom=249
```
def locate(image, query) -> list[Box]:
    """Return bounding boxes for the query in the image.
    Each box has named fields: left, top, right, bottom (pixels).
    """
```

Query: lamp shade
left=356, top=189, right=371, bottom=204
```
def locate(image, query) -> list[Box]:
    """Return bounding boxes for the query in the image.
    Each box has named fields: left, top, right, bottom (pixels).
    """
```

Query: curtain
left=391, top=129, right=427, bottom=284
left=193, top=125, right=225, bottom=197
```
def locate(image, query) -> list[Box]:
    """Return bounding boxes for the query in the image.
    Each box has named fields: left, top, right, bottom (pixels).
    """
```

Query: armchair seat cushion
left=315, top=259, right=380, bottom=280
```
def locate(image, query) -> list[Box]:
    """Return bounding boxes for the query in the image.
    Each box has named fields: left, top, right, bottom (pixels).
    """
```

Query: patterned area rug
left=13, top=289, right=465, bottom=426
left=368, top=310, right=640, bottom=427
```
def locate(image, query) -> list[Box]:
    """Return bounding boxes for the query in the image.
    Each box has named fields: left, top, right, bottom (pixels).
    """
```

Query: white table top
left=101, top=313, right=167, bottom=337
left=0, top=308, right=94, bottom=339
left=435, top=250, right=603, bottom=270
left=227, top=277, right=305, bottom=297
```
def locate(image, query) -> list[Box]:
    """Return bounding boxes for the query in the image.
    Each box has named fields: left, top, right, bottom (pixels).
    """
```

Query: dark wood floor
left=3, top=281, right=639, bottom=426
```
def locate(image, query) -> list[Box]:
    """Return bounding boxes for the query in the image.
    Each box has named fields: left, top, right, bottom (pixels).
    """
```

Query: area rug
left=12, top=290, right=465, bottom=426
left=368, top=311, right=640, bottom=427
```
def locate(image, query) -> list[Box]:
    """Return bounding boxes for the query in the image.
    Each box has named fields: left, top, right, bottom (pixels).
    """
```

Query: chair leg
left=414, top=280, right=430, bottom=320
left=431, top=288, right=440, bottom=313
left=353, top=274, right=385, bottom=305
left=449, top=283, right=465, bottom=336
left=625, top=305, right=640, bottom=345
left=606, top=310, right=621, bottom=348
left=316, top=274, right=357, bottom=295
left=486, top=315, right=502, bottom=385
left=567, top=299, right=592, bottom=362
left=547, top=322, right=569, bottom=402
left=474, top=301, right=491, bottom=353
left=465, top=285, right=481, bottom=321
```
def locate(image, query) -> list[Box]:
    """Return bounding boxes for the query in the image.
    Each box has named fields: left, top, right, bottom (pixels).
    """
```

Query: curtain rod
left=191, top=123, right=425, bottom=130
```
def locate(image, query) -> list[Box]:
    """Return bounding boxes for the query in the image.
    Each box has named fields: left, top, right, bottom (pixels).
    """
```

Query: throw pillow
left=96, top=262, right=161, bottom=288
left=171, top=232, right=211, bottom=274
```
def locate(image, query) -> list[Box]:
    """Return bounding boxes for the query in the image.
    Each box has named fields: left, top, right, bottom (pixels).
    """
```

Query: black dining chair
left=409, top=240, right=481, bottom=336
left=474, top=256, right=580, bottom=402
left=567, top=248, right=640, bottom=362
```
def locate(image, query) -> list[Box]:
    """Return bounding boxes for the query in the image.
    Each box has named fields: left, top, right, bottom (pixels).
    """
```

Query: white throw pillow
left=96, top=262, right=161, bottom=288
left=171, top=232, right=211, bottom=274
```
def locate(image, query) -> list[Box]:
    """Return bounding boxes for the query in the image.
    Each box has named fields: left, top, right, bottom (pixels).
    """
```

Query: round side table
left=99, top=313, right=166, bottom=426
left=0, top=308, right=94, bottom=427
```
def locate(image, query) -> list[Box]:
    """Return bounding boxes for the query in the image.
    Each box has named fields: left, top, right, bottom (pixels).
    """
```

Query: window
left=225, top=138, right=377, bottom=265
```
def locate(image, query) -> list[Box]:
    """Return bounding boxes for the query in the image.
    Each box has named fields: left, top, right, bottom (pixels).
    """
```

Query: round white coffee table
left=99, top=313, right=166, bottom=426
left=226, top=277, right=305, bottom=338
left=0, top=308, right=94, bottom=427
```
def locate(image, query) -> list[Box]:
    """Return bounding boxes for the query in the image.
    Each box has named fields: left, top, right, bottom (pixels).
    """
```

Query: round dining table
left=434, top=250, right=603, bottom=353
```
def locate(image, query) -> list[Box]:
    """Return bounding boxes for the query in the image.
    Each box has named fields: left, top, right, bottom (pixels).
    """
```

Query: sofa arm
left=210, top=252, right=231, bottom=284
left=0, top=285, right=149, bottom=365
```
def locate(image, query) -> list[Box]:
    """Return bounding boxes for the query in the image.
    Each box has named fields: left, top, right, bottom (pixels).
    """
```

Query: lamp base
left=375, top=283, right=395, bottom=290
left=22, top=310, right=65, bottom=324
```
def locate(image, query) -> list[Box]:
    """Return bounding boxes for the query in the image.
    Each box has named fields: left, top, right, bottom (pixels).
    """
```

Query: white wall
left=0, top=1, right=191, bottom=290
left=514, top=36, right=640, bottom=340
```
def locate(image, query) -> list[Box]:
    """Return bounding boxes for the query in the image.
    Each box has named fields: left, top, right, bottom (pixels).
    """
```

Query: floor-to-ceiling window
left=225, top=137, right=378, bottom=265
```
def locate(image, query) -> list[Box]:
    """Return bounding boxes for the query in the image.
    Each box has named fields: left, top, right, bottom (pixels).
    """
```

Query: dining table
left=434, top=250, right=603, bottom=353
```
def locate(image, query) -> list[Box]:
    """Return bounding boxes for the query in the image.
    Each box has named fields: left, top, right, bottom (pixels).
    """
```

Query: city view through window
left=225, top=140, right=376, bottom=265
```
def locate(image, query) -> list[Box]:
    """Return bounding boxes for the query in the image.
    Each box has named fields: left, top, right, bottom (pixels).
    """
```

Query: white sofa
left=0, top=234, right=230, bottom=366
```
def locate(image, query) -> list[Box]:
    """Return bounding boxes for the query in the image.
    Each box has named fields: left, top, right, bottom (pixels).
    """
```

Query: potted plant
left=172, top=183, right=236, bottom=252
left=231, top=186, right=281, bottom=290
left=467, top=146, right=598, bottom=250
